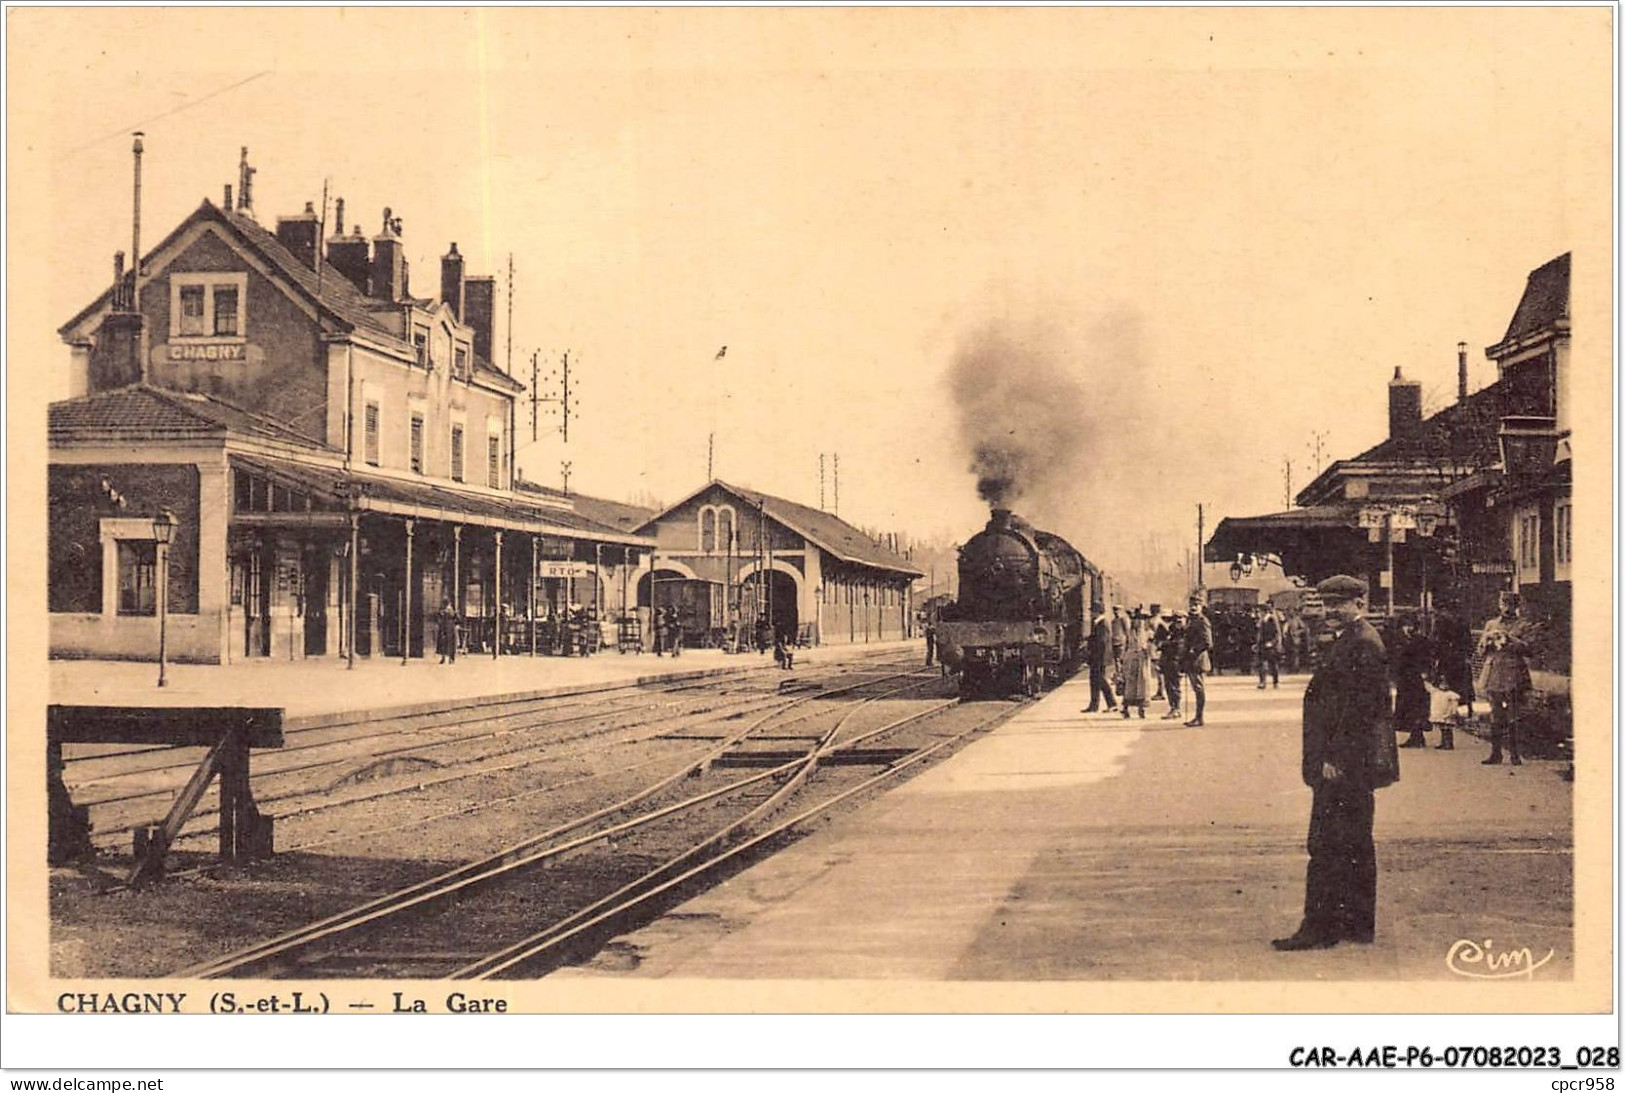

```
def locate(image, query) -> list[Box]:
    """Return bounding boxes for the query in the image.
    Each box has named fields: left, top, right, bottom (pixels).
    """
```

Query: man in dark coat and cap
left=1274, top=575, right=1397, bottom=951
left=1082, top=604, right=1117, bottom=713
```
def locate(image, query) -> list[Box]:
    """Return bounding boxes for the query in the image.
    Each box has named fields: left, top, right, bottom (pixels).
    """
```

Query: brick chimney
left=1388, top=366, right=1423, bottom=440
left=464, top=275, right=496, bottom=365
left=327, top=224, right=370, bottom=295
left=1457, top=341, right=1469, bottom=405
left=88, top=310, right=145, bottom=391
left=440, top=242, right=465, bottom=320
left=276, top=202, right=321, bottom=268
left=371, top=208, right=405, bottom=302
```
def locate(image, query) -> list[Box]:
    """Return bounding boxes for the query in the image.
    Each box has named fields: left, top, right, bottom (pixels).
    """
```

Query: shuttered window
left=450, top=425, right=465, bottom=482
left=410, top=414, right=425, bottom=474
left=364, top=402, right=380, bottom=466
left=487, top=435, right=501, bottom=488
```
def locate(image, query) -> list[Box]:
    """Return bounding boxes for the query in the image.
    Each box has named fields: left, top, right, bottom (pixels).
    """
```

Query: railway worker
left=923, top=618, right=937, bottom=667
left=435, top=600, right=459, bottom=664
left=1083, top=604, right=1118, bottom=713
left=1118, top=609, right=1155, bottom=719
left=1110, top=605, right=1129, bottom=693
left=1158, top=611, right=1186, bottom=720
left=1476, top=592, right=1534, bottom=766
left=1181, top=598, right=1213, bottom=727
left=1255, top=604, right=1282, bottom=689
left=1274, top=575, right=1396, bottom=951
left=1392, top=614, right=1433, bottom=749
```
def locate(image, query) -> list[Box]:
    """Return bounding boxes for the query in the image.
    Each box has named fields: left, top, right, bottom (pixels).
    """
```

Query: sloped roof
left=60, top=200, right=523, bottom=392
left=642, top=480, right=925, bottom=577
left=1499, top=252, right=1570, bottom=345
left=49, top=384, right=334, bottom=450
left=230, top=455, right=654, bottom=545
left=513, top=477, right=658, bottom=532
left=1342, top=377, right=1513, bottom=466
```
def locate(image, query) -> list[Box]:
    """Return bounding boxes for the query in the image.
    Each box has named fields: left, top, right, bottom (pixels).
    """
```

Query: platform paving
left=559, top=673, right=1574, bottom=981
left=49, top=639, right=921, bottom=725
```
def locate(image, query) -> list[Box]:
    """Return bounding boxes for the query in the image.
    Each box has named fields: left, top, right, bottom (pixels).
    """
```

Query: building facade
left=50, top=159, right=651, bottom=664
left=627, top=481, right=924, bottom=646
left=1206, top=253, right=1573, bottom=667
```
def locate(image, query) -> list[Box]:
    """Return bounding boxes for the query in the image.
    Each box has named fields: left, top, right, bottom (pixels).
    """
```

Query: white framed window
left=717, top=507, right=734, bottom=553
left=169, top=272, right=247, bottom=340
left=700, top=509, right=717, bottom=553
left=454, top=345, right=470, bottom=382
left=410, top=413, right=425, bottom=474
left=1514, top=506, right=1541, bottom=585
left=450, top=423, right=465, bottom=482
left=487, top=434, right=502, bottom=489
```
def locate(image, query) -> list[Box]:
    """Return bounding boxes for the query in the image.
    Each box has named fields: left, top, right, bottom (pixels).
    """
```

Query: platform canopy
left=1204, top=505, right=1369, bottom=585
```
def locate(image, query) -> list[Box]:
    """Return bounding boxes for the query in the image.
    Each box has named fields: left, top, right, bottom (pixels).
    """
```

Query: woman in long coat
left=1119, top=611, right=1156, bottom=719
left=1391, top=615, right=1432, bottom=748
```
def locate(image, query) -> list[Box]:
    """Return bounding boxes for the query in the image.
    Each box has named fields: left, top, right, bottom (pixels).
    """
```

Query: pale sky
left=11, top=8, right=1611, bottom=579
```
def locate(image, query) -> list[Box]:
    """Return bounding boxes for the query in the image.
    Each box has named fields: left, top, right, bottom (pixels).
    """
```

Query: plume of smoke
left=946, top=309, right=1156, bottom=572
left=949, top=321, right=1084, bottom=508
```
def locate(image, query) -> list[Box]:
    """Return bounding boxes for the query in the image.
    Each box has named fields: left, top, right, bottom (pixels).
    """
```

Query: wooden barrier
left=47, top=706, right=284, bottom=884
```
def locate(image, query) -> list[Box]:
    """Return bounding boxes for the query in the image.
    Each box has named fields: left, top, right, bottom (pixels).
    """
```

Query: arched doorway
left=740, top=569, right=798, bottom=642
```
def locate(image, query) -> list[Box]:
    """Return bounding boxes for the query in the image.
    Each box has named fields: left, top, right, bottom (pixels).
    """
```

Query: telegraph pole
left=833, top=452, right=840, bottom=516
left=1307, top=429, right=1329, bottom=477
left=533, top=351, right=576, bottom=443
left=1284, top=456, right=1293, bottom=509
left=530, top=351, right=540, bottom=442
left=560, top=460, right=573, bottom=497
left=1195, top=503, right=1204, bottom=594
left=505, top=253, right=514, bottom=374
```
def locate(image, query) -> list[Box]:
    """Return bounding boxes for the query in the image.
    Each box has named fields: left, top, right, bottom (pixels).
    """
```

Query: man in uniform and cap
left=1477, top=592, right=1534, bottom=765
left=1274, top=575, right=1398, bottom=951
left=1181, top=597, right=1214, bottom=727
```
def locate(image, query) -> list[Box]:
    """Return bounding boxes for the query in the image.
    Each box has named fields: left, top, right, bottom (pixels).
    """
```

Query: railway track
left=177, top=670, right=995, bottom=979
left=73, top=657, right=920, bottom=850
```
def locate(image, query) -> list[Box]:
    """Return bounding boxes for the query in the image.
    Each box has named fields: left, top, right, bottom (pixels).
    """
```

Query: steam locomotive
left=936, top=509, right=1096, bottom=696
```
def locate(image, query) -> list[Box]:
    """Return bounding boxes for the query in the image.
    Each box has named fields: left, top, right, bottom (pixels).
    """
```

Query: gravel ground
left=51, top=658, right=983, bottom=978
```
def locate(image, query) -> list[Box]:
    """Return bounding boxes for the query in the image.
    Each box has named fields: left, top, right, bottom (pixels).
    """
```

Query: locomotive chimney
left=988, top=508, right=1013, bottom=531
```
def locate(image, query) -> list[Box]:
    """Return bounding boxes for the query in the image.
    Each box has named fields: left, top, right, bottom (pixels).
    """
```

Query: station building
left=1207, top=252, right=1573, bottom=662
left=49, top=158, right=653, bottom=664
left=625, top=481, right=925, bottom=646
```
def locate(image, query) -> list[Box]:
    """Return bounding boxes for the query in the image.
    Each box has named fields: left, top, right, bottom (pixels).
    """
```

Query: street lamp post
left=152, top=509, right=177, bottom=687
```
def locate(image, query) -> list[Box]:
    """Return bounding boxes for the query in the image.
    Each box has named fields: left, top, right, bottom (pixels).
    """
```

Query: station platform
left=559, top=673, right=1574, bottom=982
left=48, top=639, right=921, bottom=726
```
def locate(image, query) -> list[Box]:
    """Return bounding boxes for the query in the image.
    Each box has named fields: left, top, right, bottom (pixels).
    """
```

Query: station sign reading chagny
left=165, top=342, right=249, bottom=362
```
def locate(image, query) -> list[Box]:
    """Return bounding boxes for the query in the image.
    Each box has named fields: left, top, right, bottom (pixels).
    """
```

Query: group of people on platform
left=1085, top=600, right=1214, bottom=726
left=1274, top=578, right=1540, bottom=951
left=433, top=600, right=600, bottom=663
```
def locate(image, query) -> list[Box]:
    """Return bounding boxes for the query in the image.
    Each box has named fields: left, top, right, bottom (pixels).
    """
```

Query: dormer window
left=169, top=272, right=247, bottom=341
left=455, top=346, right=469, bottom=382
